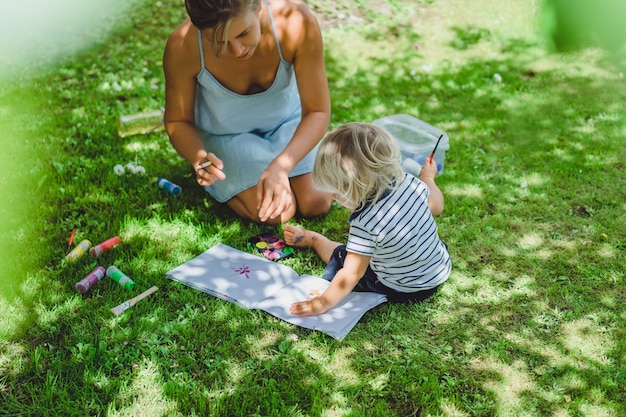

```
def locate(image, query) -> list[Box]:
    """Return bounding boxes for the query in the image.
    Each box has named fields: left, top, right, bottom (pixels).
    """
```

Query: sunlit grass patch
left=109, top=359, right=179, bottom=416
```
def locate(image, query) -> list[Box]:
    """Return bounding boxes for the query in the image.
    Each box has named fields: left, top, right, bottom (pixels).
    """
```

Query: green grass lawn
left=1, top=0, right=625, bottom=416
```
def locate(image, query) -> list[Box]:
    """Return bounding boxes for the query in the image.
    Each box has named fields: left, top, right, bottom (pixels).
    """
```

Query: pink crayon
left=90, top=236, right=122, bottom=257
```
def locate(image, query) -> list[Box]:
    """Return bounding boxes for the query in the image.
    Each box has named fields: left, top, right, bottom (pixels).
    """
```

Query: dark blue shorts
left=322, top=245, right=440, bottom=303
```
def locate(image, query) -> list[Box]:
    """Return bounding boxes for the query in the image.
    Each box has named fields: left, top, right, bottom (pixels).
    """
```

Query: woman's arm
left=257, top=3, right=330, bottom=220
left=163, top=21, right=225, bottom=185
left=290, top=252, right=371, bottom=316
left=279, top=3, right=331, bottom=166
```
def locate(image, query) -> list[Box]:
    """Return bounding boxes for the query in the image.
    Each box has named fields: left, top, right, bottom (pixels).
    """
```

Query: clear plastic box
left=373, top=114, right=449, bottom=176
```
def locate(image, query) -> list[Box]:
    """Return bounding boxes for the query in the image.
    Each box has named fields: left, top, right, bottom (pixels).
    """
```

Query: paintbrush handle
left=429, top=134, right=444, bottom=162
left=127, top=286, right=159, bottom=306
left=111, top=286, right=159, bottom=315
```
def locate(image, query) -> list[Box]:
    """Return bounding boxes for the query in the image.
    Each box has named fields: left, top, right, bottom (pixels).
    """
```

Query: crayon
left=75, top=266, right=106, bottom=293
left=106, top=265, right=136, bottom=291
left=155, top=177, right=182, bottom=196
left=65, top=240, right=91, bottom=263
left=90, top=236, right=122, bottom=258
left=66, top=228, right=76, bottom=253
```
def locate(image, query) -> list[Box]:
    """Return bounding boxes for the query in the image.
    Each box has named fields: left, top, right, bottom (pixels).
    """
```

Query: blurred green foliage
left=541, top=0, right=626, bottom=54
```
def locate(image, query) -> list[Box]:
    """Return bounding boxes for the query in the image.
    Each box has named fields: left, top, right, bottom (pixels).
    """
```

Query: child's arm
left=419, top=158, right=445, bottom=216
left=290, top=252, right=371, bottom=316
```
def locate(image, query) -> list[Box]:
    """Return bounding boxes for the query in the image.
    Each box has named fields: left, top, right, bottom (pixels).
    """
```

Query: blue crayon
left=155, top=177, right=182, bottom=196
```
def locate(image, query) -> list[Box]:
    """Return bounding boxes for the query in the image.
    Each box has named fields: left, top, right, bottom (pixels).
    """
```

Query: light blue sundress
left=194, top=0, right=318, bottom=202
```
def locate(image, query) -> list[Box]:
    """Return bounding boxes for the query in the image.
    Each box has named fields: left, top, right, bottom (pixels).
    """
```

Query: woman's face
left=202, top=8, right=262, bottom=59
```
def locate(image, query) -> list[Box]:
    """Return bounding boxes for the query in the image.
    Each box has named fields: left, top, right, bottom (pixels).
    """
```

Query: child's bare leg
left=283, top=224, right=342, bottom=265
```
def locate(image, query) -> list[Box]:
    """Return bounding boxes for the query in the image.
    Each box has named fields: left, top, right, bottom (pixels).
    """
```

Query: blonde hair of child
left=313, top=123, right=403, bottom=210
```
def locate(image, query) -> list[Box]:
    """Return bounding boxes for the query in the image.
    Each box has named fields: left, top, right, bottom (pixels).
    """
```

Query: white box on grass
left=373, top=114, right=449, bottom=177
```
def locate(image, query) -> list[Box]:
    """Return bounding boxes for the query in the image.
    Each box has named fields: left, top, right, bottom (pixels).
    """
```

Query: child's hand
left=420, top=157, right=438, bottom=181
left=290, top=297, right=327, bottom=316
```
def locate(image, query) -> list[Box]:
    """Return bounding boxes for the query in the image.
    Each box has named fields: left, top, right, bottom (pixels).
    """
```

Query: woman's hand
left=195, top=153, right=225, bottom=187
left=256, top=163, right=293, bottom=222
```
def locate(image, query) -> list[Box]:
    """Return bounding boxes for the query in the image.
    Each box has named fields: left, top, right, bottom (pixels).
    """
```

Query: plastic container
left=117, top=109, right=164, bottom=138
left=373, top=114, right=449, bottom=177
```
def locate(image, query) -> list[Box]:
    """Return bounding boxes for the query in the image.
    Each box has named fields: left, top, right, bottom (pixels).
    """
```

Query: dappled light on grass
left=596, top=243, right=618, bottom=259
left=120, top=215, right=243, bottom=271
left=437, top=279, right=620, bottom=415
left=0, top=341, right=27, bottom=378
left=318, top=345, right=360, bottom=386
left=472, top=357, right=538, bottom=417
left=0, top=0, right=624, bottom=415
left=35, top=297, right=84, bottom=330
left=517, top=232, right=544, bottom=250
left=244, top=329, right=290, bottom=359
left=112, top=360, right=178, bottom=416
left=432, top=207, right=622, bottom=414
left=0, top=270, right=68, bottom=340
left=561, top=318, right=613, bottom=365
left=439, top=272, right=537, bottom=308
left=446, top=183, right=484, bottom=198
left=124, top=140, right=164, bottom=153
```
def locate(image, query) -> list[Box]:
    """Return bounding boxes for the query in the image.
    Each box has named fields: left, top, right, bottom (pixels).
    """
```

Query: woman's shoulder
left=269, top=0, right=319, bottom=30
left=164, top=19, right=200, bottom=67
left=269, top=0, right=322, bottom=55
left=166, top=19, right=196, bottom=48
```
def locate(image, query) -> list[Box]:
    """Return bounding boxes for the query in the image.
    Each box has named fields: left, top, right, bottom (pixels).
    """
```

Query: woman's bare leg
left=226, top=173, right=330, bottom=224
left=290, top=174, right=333, bottom=218
left=283, top=224, right=341, bottom=265
left=226, top=187, right=296, bottom=225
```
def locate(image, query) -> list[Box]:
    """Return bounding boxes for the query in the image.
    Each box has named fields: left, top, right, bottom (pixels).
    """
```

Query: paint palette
left=247, top=232, right=294, bottom=261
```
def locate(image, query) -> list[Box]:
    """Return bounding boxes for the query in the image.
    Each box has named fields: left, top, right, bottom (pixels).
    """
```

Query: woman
left=163, top=0, right=333, bottom=224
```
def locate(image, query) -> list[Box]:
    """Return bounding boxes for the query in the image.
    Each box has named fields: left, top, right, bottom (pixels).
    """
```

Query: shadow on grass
left=2, top=6, right=625, bottom=417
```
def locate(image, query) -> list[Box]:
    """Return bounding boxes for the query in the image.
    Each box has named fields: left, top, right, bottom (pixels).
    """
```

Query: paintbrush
left=111, top=286, right=159, bottom=316
left=429, top=134, right=444, bottom=163
left=196, top=160, right=212, bottom=170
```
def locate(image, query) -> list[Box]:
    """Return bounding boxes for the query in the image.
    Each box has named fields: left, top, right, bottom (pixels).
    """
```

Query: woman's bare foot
left=283, top=224, right=316, bottom=248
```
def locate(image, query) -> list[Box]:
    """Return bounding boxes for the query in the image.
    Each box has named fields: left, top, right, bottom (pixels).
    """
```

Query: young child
left=285, top=122, right=451, bottom=316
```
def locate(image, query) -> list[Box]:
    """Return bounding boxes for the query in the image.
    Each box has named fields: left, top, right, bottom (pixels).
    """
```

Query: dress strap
left=196, top=29, right=206, bottom=70
left=263, top=0, right=287, bottom=64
